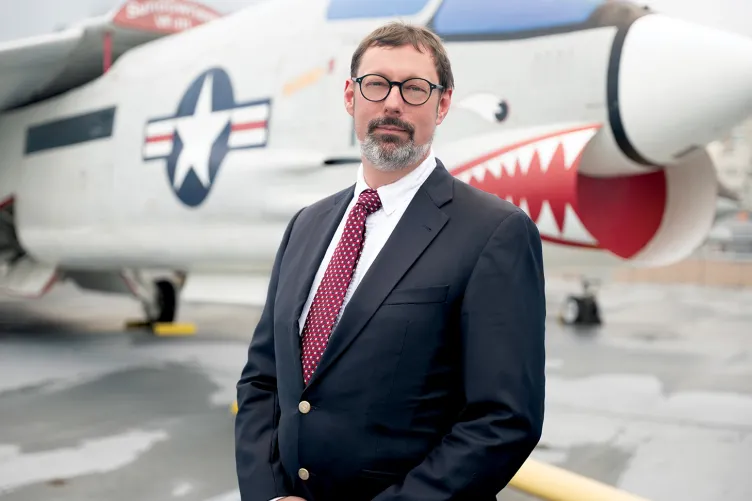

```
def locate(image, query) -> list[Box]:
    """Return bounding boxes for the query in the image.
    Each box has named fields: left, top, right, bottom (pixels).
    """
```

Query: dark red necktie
left=300, top=188, right=382, bottom=384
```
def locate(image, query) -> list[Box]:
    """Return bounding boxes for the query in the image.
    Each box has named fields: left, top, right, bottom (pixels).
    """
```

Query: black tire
left=578, top=296, right=602, bottom=326
left=154, top=279, right=177, bottom=323
left=560, top=295, right=602, bottom=326
left=560, top=295, right=581, bottom=325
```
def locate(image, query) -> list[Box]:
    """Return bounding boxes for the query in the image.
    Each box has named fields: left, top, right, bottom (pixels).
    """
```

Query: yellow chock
left=509, top=458, right=651, bottom=501
left=231, top=400, right=238, bottom=415
left=153, top=323, right=197, bottom=336
left=123, top=320, right=196, bottom=336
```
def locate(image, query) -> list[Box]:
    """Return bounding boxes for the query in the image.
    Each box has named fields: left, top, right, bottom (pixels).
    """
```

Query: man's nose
left=382, top=84, right=404, bottom=114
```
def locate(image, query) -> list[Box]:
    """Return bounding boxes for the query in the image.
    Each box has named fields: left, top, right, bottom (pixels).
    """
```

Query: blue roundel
left=175, top=68, right=236, bottom=116
left=166, top=68, right=233, bottom=208
left=142, top=67, right=272, bottom=208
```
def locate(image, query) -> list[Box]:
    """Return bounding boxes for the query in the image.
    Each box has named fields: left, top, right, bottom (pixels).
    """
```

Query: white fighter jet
left=1, top=0, right=751, bottom=327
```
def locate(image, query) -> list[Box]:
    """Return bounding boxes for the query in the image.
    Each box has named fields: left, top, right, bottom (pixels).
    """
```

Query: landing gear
left=558, top=278, right=602, bottom=326
left=123, top=271, right=194, bottom=335
left=148, top=279, right=177, bottom=323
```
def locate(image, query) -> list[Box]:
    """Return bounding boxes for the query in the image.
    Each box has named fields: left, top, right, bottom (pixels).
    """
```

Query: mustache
left=367, top=117, right=415, bottom=136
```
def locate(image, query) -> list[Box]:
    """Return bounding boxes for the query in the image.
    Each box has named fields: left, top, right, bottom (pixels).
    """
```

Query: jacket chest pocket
left=382, top=285, right=449, bottom=305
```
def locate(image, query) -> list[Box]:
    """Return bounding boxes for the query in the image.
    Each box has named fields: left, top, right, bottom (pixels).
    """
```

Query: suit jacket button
left=298, top=468, right=310, bottom=480
left=298, top=401, right=311, bottom=414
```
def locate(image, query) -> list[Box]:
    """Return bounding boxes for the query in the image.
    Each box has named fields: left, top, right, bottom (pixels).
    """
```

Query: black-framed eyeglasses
left=352, top=74, right=444, bottom=106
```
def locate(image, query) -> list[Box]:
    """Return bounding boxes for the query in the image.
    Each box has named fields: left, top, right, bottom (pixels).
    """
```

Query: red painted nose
left=450, top=125, right=670, bottom=259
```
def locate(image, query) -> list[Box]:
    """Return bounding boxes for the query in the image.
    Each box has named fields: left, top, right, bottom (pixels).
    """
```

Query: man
left=235, top=21, right=546, bottom=501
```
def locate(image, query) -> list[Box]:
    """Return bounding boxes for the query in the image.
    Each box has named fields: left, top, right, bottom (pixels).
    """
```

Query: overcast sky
left=0, top=0, right=751, bottom=44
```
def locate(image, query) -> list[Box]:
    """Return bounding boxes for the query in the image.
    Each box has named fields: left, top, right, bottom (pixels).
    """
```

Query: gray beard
left=360, top=132, right=432, bottom=172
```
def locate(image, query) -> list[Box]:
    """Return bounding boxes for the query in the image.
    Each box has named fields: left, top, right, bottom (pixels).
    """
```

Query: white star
left=172, top=73, right=231, bottom=190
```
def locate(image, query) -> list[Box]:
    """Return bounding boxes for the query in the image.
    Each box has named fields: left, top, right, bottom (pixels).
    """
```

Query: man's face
left=345, top=44, right=452, bottom=172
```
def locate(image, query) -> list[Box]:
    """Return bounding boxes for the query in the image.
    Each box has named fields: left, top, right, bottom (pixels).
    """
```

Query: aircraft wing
left=0, top=0, right=223, bottom=298
left=0, top=29, right=87, bottom=112
left=0, top=0, right=222, bottom=112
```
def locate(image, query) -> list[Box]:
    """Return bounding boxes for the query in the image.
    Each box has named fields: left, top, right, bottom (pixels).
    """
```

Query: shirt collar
left=354, top=149, right=437, bottom=216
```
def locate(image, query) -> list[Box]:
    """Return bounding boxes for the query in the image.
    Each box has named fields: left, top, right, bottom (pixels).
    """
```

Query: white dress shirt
left=267, top=151, right=437, bottom=501
left=296, top=150, right=437, bottom=335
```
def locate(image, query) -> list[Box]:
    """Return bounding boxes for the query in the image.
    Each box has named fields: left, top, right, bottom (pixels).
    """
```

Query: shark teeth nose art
left=453, top=126, right=600, bottom=248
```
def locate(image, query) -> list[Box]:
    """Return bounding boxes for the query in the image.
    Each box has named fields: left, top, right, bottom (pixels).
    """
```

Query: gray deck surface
left=0, top=277, right=750, bottom=501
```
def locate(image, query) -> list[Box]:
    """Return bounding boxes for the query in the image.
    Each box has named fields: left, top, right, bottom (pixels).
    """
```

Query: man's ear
left=344, top=79, right=355, bottom=117
left=435, top=88, right=452, bottom=125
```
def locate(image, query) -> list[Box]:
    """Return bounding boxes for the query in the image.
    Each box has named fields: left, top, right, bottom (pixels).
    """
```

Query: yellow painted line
left=509, top=458, right=651, bottom=501
left=153, top=323, right=197, bottom=336
left=230, top=400, right=238, bottom=415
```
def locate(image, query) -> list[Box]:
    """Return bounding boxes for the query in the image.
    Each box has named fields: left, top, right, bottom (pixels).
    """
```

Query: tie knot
left=357, top=189, right=382, bottom=215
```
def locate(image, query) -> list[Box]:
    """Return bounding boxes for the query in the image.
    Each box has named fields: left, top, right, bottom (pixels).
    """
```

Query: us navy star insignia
left=141, top=67, right=272, bottom=207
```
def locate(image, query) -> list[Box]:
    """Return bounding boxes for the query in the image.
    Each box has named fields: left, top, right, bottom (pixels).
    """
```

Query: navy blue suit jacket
left=235, top=160, right=546, bottom=501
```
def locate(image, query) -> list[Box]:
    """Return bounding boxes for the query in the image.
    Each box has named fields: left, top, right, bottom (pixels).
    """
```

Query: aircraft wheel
left=559, top=295, right=602, bottom=326
left=152, top=279, right=177, bottom=323
left=559, top=295, right=581, bottom=325
left=579, top=295, right=602, bottom=326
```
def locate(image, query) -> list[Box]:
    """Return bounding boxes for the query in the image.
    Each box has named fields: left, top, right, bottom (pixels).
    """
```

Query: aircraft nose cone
left=614, top=13, right=752, bottom=166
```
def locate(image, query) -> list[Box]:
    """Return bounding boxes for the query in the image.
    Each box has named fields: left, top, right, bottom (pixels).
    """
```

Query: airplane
left=1, top=0, right=751, bottom=330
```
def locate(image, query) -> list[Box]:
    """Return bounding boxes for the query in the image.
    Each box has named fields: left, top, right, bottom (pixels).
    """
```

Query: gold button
left=298, top=401, right=311, bottom=414
left=298, top=468, right=309, bottom=480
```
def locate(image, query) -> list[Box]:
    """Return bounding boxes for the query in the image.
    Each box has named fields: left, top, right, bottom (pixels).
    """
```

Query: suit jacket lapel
left=283, top=184, right=353, bottom=389
left=305, top=162, right=454, bottom=389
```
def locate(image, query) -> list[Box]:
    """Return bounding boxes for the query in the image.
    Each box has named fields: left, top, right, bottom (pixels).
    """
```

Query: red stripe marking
left=146, top=133, right=174, bottom=143
left=36, top=271, right=59, bottom=298
left=0, top=196, right=13, bottom=210
left=231, top=121, right=267, bottom=132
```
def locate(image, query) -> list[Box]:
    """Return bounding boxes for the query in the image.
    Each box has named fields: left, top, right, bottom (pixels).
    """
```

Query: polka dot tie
left=300, top=188, right=382, bottom=384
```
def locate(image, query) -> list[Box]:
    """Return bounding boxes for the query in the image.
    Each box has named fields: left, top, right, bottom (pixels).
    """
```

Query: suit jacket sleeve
left=373, top=210, right=547, bottom=501
left=234, top=208, right=303, bottom=501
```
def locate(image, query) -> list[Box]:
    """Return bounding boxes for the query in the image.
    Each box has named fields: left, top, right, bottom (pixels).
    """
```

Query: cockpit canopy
left=327, top=0, right=607, bottom=38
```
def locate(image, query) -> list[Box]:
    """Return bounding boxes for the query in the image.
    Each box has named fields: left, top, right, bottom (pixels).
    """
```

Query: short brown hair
left=350, top=21, right=454, bottom=91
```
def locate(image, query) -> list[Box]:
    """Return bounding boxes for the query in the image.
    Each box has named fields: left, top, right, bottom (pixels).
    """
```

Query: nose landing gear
left=558, top=278, right=602, bottom=326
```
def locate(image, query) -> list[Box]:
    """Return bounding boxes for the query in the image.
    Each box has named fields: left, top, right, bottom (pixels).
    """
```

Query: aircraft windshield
left=431, top=0, right=605, bottom=37
left=327, top=0, right=430, bottom=19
